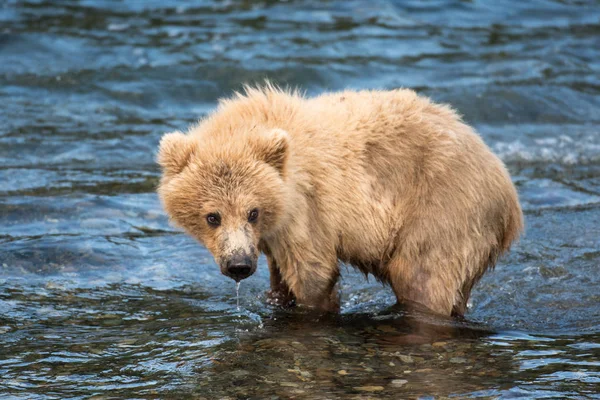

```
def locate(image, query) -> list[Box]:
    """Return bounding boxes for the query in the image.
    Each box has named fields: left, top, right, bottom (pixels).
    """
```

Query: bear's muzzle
left=223, top=252, right=256, bottom=282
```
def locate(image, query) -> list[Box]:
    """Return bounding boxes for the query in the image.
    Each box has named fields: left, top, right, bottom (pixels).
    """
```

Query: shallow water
left=1, top=0, right=600, bottom=398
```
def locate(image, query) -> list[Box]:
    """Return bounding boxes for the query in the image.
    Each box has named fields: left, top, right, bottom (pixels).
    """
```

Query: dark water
left=1, top=0, right=600, bottom=398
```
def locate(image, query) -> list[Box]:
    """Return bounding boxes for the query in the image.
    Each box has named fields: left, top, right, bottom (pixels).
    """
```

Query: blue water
left=1, top=1, right=599, bottom=398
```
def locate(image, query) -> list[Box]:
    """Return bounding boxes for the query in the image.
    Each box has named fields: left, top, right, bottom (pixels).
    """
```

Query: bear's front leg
left=263, top=231, right=340, bottom=312
left=265, top=253, right=296, bottom=307
left=280, top=257, right=340, bottom=313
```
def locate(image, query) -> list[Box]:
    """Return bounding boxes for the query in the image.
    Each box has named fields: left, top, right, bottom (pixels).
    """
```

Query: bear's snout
left=223, top=253, right=256, bottom=282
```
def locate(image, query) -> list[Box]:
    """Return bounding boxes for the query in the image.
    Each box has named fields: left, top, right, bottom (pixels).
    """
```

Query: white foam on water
left=107, top=23, right=129, bottom=32
left=492, top=134, right=600, bottom=165
left=519, top=178, right=600, bottom=210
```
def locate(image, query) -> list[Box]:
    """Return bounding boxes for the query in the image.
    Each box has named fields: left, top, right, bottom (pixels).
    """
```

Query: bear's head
left=157, top=128, right=289, bottom=282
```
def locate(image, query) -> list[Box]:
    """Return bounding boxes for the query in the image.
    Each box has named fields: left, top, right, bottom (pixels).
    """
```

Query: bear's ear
left=157, top=131, right=195, bottom=175
left=254, top=128, right=289, bottom=177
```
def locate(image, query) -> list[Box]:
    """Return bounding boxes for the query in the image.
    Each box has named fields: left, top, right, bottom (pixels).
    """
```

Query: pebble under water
left=1, top=1, right=600, bottom=399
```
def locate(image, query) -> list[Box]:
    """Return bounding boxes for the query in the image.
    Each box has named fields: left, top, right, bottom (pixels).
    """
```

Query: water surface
left=1, top=0, right=600, bottom=398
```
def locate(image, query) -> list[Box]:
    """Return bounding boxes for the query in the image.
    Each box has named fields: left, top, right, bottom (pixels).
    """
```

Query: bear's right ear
left=157, top=131, right=195, bottom=175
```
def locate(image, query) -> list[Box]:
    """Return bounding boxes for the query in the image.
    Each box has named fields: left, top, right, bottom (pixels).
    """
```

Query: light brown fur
left=157, top=84, right=523, bottom=316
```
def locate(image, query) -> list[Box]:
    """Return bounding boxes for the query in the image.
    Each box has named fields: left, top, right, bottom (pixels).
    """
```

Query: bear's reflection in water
left=195, top=307, right=513, bottom=399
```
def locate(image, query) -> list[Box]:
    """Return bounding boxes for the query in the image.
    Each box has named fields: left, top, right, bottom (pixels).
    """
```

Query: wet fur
left=157, top=84, right=523, bottom=316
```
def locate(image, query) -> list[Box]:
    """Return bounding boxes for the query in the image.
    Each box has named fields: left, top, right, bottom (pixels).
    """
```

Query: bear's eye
left=206, top=213, right=221, bottom=227
left=248, top=208, right=259, bottom=223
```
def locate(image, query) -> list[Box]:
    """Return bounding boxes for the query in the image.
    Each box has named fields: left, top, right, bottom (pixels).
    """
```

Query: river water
left=1, top=1, right=599, bottom=399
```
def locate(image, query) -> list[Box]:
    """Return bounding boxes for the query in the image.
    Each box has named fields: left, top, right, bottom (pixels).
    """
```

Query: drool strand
left=235, top=281, right=241, bottom=310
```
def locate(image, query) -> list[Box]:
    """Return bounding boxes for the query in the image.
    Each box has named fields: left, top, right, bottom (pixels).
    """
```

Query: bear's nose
left=226, top=256, right=253, bottom=281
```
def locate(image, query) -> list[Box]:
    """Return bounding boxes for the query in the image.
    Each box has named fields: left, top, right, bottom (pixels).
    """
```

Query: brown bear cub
left=157, top=85, right=523, bottom=316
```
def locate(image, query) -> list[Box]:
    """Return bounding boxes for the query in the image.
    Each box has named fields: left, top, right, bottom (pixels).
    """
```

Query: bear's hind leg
left=387, top=255, right=457, bottom=316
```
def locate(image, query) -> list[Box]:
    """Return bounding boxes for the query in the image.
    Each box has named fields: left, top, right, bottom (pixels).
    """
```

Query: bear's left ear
left=254, top=128, right=289, bottom=177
